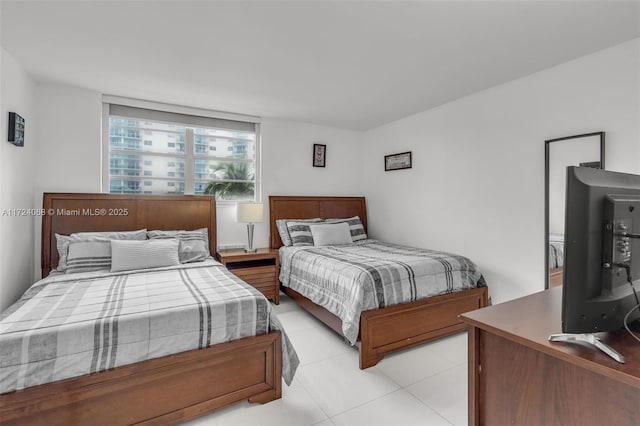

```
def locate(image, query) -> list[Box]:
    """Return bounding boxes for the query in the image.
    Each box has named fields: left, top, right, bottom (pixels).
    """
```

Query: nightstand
left=217, top=248, right=280, bottom=304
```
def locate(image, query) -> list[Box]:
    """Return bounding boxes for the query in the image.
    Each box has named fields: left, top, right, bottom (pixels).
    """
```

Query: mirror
left=545, top=132, right=605, bottom=289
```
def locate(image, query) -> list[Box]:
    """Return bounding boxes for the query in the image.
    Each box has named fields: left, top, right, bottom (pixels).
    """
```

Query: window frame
left=101, top=97, right=261, bottom=203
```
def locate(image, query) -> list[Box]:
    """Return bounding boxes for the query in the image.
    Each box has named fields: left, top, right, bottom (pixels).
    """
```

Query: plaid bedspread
left=279, top=240, right=485, bottom=344
left=549, top=233, right=564, bottom=268
left=0, top=260, right=298, bottom=393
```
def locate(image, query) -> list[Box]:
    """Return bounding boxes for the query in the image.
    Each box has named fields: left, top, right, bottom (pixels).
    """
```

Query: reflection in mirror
left=545, top=132, right=605, bottom=289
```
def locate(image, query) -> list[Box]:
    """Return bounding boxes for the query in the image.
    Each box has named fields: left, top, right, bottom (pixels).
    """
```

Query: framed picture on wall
left=385, top=151, right=412, bottom=171
left=313, top=143, right=326, bottom=167
left=8, top=112, right=25, bottom=147
left=579, top=161, right=602, bottom=169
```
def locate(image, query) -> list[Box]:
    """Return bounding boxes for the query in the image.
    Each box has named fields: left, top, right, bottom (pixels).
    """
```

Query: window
left=104, top=101, right=259, bottom=200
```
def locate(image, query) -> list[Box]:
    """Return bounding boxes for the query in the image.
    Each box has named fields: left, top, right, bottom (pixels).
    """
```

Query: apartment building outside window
left=104, top=101, right=260, bottom=201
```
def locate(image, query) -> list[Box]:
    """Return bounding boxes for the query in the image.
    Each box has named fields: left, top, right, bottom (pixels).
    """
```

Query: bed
left=549, top=233, right=564, bottom=287
left=0, top=193, right=298, bottom=426
left=269, top=195, right=488, bottom=369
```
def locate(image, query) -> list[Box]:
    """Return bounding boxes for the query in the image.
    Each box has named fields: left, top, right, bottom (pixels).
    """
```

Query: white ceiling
left=2, top=1, right=639, bottom=130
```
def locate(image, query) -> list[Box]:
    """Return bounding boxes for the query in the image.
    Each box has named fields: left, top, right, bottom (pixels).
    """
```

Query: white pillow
left=309, top=222, right=353, bottom=246
left=110, top=239, right=180, bottom=272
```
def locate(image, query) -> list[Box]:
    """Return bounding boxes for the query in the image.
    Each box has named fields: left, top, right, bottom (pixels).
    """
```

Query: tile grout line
left=326, top=388, right=405, bottom=421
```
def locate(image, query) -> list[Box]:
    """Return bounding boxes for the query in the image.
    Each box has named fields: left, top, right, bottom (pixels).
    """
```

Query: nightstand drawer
left=217, top=248, right=279, bottom=304
left=251, top=282, right=277, bottom=297
left=231, top=266, right=277, bottom=301
left=232, top=266, right=276, bottom=281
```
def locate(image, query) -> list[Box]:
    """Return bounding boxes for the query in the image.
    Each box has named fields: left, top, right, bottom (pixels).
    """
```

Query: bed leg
left=248, top=332, right=282, bottom=403
left=248, top=387, right=281, bottom=404
left=359, top=347, right=384, bottom=369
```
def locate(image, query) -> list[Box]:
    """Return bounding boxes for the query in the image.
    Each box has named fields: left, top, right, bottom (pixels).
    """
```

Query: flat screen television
left=561, top=166, right=640, bottom=337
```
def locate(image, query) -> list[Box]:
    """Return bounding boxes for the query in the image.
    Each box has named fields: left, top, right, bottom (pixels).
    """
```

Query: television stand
left=461, top=287, right=640, bottom=425
left=548, top=333, right=625, bottom=363
left=629, top=318, right=640, bottom=332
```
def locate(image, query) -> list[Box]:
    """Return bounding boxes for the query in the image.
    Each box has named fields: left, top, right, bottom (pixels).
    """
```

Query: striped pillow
left=325, top=216, right=367, bottom=241
left=286, top=221, right=318, bottom=246
left=147, top=228, right=210, bottom=263
left=65, top=239, right=112, bottom=274
left=276, top=218, right=322, bottom=246
left=56, top=229, right=147, bottom=272
left=111, top=239, right=180, bottom=272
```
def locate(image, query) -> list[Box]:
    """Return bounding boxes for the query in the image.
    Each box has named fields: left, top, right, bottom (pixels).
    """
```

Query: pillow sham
left=55, top=229, right=147, bottom=272
left=73, top=229, right=148, bottom=240
left=285, top=221, right=319, bottom=246
left=276, top=218, right=322, bottom=246
left=65, top=239, right=112, bottom=274
left=325, top=216, right=367, bottom=241
left=309, top=222, right=353, bottom=246
left=111, top=239, right=180, bottom=272
left=147, top=228, right=209, bottom=263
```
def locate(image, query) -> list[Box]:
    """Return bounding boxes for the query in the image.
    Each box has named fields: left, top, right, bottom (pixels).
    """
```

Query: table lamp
left=237, top=202, right=264, bottom=253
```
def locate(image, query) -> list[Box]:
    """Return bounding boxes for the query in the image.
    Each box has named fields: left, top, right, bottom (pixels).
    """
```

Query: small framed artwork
left=313, top=143, right=326, bottom=167
left=8, top=112, right=25, bottom=147
left=579, top=161, right=602, bottom=169
left=385, top=151, right=412, bottom=171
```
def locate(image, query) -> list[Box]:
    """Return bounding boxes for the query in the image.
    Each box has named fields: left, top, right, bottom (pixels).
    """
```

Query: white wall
left=548, top=136, right=602, bottom=235
left=246, top=118, right=365, bottom=248
left=33, top=82, right=103, bottom=194
left=0, top=48, right=37, bottom=311
left=217, top=118, right=365, bottom=249
left=28, top=85, right=365, bottom=277
left=363, top=39, right=640, bottom=304
left=30, top=83, right=103, bottom=283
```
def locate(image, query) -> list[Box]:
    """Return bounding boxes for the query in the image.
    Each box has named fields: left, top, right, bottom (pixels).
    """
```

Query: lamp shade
left=237, top=202, right=264, bottom=223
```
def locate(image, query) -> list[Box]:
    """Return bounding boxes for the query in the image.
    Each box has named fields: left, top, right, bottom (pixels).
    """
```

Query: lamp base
left=245, top=223, right=257, bottom=253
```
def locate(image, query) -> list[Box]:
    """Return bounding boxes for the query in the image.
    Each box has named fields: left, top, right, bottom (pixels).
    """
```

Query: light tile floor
left=183, top=294, right=469, bottom=426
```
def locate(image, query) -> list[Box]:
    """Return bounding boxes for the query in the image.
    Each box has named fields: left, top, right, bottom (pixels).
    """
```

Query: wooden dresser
left=460, top=287, right=640, bottom=426
left=217, top=248, right=280, bottom=304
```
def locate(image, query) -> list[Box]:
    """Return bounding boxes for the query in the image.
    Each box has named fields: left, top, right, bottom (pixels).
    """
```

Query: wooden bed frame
left=549, top=266, right=564, bottom=287
left=1, top=193, right=282, bottom=425
left=269, top=195, right=488, bottom=369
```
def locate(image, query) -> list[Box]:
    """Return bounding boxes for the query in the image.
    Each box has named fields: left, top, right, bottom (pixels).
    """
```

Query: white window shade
left=109, top=104, right=257, bottom=133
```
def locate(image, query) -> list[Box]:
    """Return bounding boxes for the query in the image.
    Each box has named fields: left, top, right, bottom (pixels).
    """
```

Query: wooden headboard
left=42, top=193, right=217, bottom=277
left=268, top=195, right=367, bottom=248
